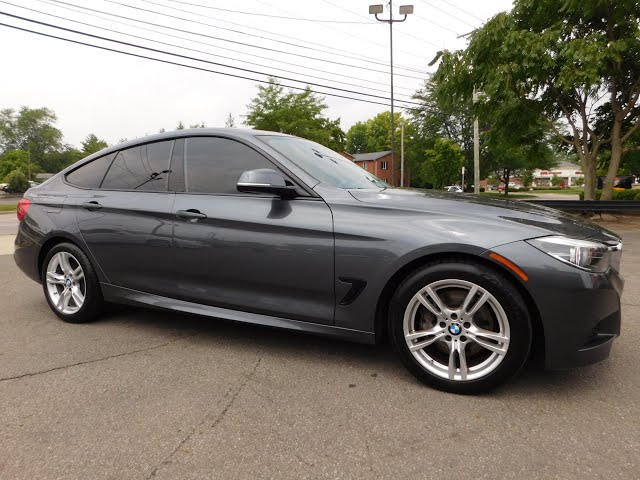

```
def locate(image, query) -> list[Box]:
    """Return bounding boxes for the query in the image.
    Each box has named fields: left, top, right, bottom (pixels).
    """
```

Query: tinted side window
left=66, top=153, right=115, bottom=188
left=185, top=137, right=275, bottom=194
left=101, top=141, right=173, bottom=191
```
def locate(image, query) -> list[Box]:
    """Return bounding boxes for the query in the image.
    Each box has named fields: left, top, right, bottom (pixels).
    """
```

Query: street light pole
left=400, top=121, right=405, bottom=187
left=473, top=88, right=480, bottom=194
left=370, top=2, right=413, bottom=187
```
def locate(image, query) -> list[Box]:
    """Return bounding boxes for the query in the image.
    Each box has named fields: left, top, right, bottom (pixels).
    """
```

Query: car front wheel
left=42, top=242, right=104, bottom=323
left=389, top=259, right=532, bottom=394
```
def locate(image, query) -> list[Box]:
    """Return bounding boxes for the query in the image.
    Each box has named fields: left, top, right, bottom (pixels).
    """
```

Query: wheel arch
left=374, top=251, right=545, bottom=361
left=38, top=234, right=94, bottom=280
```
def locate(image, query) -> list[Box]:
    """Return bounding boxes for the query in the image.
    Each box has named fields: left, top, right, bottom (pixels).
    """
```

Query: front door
left=170, top=136, right=335, bottom=325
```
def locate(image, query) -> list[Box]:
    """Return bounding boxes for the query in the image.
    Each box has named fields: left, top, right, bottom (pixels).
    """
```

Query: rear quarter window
left=65, top=153, right=115, bottom=188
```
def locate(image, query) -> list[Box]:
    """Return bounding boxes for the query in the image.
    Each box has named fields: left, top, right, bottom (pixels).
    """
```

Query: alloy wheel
left=45, top=251, right=86, bottom=315
left=403, top=279, right=510, bottom=381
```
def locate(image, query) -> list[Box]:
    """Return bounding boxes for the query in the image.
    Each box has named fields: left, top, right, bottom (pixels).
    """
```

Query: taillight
left=17, top=198, right=31, bottom=221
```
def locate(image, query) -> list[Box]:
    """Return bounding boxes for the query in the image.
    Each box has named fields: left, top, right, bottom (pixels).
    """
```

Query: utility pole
left=400, top=122, right=405, bottom=187
left=473, top=88, right=480, bottom=194
left=370, top=2, right=413, bottom=187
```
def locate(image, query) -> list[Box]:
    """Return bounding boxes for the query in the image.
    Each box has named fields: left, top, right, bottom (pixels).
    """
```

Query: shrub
left=480, top=187, right=485, bottom=193
left=4, top=170, right=30, bottom=193
left=580, top=189, right=640, bottom=200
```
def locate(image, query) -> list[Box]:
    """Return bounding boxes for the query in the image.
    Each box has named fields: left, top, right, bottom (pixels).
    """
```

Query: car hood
left=348, top=189, right=616, bottom=246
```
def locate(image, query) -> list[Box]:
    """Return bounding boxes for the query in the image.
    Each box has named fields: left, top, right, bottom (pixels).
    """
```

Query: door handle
left=176, top=209, right=207, bottom=220
left=81, top=201, right=102, bottom=211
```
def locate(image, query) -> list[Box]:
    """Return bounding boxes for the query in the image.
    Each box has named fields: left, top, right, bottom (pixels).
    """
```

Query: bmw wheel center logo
left=449, top=323, right=462, bottom=335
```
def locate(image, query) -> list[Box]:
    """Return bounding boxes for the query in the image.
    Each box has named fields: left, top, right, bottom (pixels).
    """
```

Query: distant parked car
left=445, top=185, right=463, bottom=193
left=28, top=181, right=40, bottom=188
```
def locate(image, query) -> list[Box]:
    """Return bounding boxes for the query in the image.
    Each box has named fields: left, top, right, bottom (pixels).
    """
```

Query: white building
left=533, top=161, right=583, bottom=187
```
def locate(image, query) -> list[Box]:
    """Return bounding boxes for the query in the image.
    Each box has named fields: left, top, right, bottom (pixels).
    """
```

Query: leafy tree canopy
left=422, top=138, right=465, bottom=190
left=0, top=107, right=63, bottom=164
left=81, top=133, right=108, bottom=155
left=244, top=78, right=345, bottom=151
left=431, top=0, right=640, bottom=200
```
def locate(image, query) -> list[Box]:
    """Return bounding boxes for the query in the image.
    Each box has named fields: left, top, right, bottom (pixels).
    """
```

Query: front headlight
left=526, top=236, right=620, bottom=273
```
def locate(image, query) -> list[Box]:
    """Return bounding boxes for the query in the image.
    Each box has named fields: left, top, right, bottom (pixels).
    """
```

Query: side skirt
left=101, top=283, right=376, bottom=344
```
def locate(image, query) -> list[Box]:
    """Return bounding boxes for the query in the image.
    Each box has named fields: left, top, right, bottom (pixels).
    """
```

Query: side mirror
left=237, top=169, right=297, bottom=199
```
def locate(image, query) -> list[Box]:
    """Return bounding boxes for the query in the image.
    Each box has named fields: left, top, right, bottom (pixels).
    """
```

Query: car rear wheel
left=42, top=242, right=104, bottom=323
left=389, top=259, right=532, bottom=394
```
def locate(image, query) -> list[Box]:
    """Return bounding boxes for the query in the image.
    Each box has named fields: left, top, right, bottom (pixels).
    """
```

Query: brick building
left=348, top=151, right=408, bottom=187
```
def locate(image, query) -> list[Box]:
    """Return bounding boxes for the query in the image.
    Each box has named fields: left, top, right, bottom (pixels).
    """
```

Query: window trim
left=381, top=161, right=388, bottom=170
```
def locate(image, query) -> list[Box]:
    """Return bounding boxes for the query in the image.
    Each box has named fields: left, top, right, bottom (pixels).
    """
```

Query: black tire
left=41, top=242, right=104, bottom=323
left=388, top=258, right=532, bottom=394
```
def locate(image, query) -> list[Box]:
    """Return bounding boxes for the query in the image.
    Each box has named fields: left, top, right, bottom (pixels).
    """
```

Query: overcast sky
left=1, top=0, right=512, bottom=147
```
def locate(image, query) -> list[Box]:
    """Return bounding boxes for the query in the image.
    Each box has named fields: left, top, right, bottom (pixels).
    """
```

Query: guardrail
left=525, top=199, right=640, bottom=212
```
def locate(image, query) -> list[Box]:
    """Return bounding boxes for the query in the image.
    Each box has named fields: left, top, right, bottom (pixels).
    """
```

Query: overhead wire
left=252, top=0, right=431, bottom=61
left=115, top=0, right=428, bottom=74
left=152, top=0, right=427, bottom=72
left=317, top=0, right=446, bottom=48
left=0, top=11, right=424, bottom=107
left=139, top=0, right=375, bottom=24
left=435, top=0, right=484, bottom=22
left=0, top=20, right=420, bottom=111
left=7, top=1, right=418, bottom=99
left=43, top=0, right=425, bottom=78
left=417, top=0, right=478, bottom=29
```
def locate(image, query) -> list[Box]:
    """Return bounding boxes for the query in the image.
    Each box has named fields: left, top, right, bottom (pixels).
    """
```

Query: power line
left=252, top=0, right=431, bottom=62
left=0, top=11, right=425, bottom=106
left=153, top=0, right=404, bottom=71
left=36, top=0, right=417, bottom=93
left=45, top=0, right=425, bottom=78
left=6, top=2, right=420, bottom=99
left=0, top=20, right=420, bottom=110
left=149, top=0, right=375, bottom=24
left=435, top=0, right=484, bottom=22
left=318, top=0, right=448, bottom=47
left=418, top=0, right=477, bottom=29
left=117, top=0, right=427, bottom=75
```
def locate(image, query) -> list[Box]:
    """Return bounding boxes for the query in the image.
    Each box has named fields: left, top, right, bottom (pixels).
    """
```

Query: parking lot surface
left=0, top=221, right=638, bottom=479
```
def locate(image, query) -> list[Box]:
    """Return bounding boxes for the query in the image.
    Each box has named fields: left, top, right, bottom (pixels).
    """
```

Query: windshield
left=259, top=135, right=390, bottom=189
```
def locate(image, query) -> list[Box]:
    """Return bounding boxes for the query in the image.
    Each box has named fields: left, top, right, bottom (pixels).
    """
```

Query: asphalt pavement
left=0, top=220, right=638, bottom=479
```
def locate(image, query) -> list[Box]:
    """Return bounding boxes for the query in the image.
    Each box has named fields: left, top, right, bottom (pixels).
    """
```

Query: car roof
left=77, top=128, right=291, bottom=166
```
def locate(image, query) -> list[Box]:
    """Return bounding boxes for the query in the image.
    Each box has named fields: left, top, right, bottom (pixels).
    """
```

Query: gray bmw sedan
left=14, top=129, right=623, bottom=393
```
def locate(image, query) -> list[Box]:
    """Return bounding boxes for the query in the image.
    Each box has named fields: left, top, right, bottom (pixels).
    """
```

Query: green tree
left=424, top=138, right=465, bottom=189
left=176, top=121, right=185, bottom=130
left=4, top=169, right=30, bottom=193
left=431, top=0, right=640, bottom=200
left=575, top=177, right=585, bottom=187
left=41, top=146, right=83, bottom=173
left=345, top=121, right=368, bottom=153
left=0, top=149, right=40, bottom=180
left=81, top=134, right=108, bottom=155
left=244, top=78, right=345, bottom=151
left=521, top=170, right=534, bottom=188
left=0, top=107, right=63, bottom=165
left=551, top=175, right=563, bottom=187
left=225, top=113, right=236, bottom=128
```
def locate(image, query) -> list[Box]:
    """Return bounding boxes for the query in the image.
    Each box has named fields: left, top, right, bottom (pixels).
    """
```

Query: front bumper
left=491, top=241, right=623, bottom=370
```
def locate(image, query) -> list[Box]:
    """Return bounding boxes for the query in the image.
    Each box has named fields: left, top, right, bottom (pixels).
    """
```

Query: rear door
left=170, top=135, right=335, bottom=325
left=72, top=140, right=177, bottom=296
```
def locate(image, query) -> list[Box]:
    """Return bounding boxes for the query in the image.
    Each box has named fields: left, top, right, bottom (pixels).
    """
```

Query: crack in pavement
left=145, top=356, right=262, bottom=479
left=0, top=332, right=201, bottom=383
